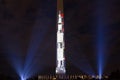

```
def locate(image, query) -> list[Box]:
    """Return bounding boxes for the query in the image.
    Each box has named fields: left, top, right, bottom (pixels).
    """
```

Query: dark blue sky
left=0, top=0, right=120, bottom=76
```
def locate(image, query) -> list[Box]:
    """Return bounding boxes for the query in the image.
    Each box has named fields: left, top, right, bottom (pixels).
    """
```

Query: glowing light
left=21, top=77, right=25, bottom=80
left=20, top=75, right=27, bottom=80
left=98, top=62, right=102, bottom=79
left=23, top=19, right=50, bottom=78
left=95, top=0, right=108, bottom=77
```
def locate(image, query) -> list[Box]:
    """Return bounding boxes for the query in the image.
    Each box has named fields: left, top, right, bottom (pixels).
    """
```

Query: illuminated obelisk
left=56, top=0, right=66, bottom=74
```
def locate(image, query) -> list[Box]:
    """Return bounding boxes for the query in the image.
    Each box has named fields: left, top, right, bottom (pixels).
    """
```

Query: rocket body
left=56, top=0, right=66, bottom=74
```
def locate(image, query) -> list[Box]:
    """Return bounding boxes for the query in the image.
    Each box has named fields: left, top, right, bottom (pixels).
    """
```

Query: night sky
left=0, top=0, right=120, bottom=77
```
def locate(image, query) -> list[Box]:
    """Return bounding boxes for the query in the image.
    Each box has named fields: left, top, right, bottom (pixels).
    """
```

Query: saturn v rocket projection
left=56, top=0, right=66, bottom=74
